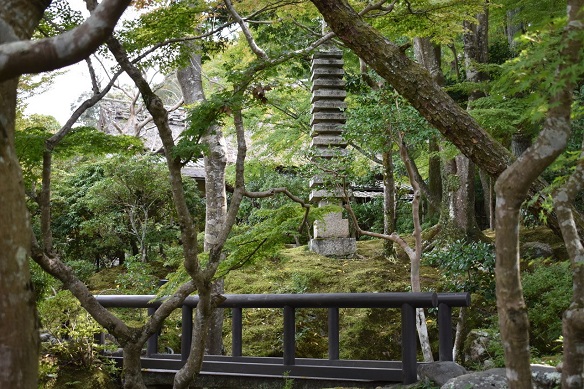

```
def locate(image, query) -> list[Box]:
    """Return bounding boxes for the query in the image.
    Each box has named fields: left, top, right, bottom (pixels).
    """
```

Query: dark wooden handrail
left=95, top=292, right=470, bottom=384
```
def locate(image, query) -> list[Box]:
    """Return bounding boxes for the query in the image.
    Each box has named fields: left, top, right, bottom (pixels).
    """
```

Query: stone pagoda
left=308, top=50, right=356, bottom=257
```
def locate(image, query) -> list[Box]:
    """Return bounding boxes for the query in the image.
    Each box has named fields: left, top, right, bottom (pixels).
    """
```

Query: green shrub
left=423, top=240, right=496, bottom=299
left=114, top=256, right=158, bottom=294
left=522, top=261, right=571, bottom=354
left=38, top=290, right=117, bottom=385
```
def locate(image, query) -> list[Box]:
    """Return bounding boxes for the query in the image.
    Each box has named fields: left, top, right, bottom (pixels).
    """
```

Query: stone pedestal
left=309, top=238, right=356, bottom=258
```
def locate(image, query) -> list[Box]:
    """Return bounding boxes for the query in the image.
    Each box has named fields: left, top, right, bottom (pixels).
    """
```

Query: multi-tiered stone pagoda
left=308, top=50, right=356, bottom=257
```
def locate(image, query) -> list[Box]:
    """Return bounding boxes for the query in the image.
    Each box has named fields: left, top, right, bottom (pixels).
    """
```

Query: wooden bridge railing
left=95, top=292, right=470, bottom=384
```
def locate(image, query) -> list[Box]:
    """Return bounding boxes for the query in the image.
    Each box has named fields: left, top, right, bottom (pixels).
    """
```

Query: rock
left=531, top=364, right=561, bottom=389
left=440, top=365, right=561, bottom=389
left=441, top=368, right=507, bottom=389
left=464, top=329, right=500, bottom=367
left=418, top=361, right=468, bottom=386
left=521, top=242, right=554, bottom=260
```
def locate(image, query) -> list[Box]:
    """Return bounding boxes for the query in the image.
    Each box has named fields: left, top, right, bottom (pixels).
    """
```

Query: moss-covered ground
left=223, top=239, right=443, bottom=361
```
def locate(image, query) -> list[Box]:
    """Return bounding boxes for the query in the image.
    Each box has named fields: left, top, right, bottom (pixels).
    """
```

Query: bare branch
left=224, top=0, right=269, bottom=61
left=359, top=0, right=398, bottom=16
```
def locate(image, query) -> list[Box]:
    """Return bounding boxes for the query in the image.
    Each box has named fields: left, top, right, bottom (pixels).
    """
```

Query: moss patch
left=224, top=239, right=442, bottom=360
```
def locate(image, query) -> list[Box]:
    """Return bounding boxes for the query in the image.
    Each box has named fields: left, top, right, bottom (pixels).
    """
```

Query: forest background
left=1, top=0, right=584, bottom=388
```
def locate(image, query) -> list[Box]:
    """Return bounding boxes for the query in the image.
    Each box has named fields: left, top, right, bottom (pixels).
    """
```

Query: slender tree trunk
left=173, top=286, right=214, bottom=389
left=453, top=307, right=466, bottom=362
left=121, top=343, right=147, bottom=389
left=506, top=8, right=524, bottom=54
left=428, top=136, right=442, bottom=221
left=382, top=136, right=395, bottom=256
left=177, top=53, right=227, bottom=355
left=400, top=138, right=433, bottom=362
left=553, top=139, right=584, bottom=388
left=479, top=169, right=495, bottom=229
left=413, top=37, right=445, bottom=227
left=494, top=3, right=583, bottom=387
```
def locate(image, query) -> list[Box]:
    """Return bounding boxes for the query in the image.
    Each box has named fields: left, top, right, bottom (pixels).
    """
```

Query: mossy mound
left=223, top=239, right=442, bottom=361
left=39, top=358, right=119, bottom=389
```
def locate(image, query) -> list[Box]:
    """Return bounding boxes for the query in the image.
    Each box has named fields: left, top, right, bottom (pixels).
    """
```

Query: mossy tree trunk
left=553, top=142, right=584, bottom=387
left=494, top=2, right=583, bottom=387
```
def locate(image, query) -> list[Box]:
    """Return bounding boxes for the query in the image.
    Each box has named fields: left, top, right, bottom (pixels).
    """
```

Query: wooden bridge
left=95, top=292, right=470, bottom=388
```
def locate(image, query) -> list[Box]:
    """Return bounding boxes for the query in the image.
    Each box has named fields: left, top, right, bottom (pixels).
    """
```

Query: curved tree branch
left=0, top=0, right=131, bottom=82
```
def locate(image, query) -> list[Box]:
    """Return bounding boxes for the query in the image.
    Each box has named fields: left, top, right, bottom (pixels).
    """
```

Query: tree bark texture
left=382, top=135, right=396, bottom=256
left=494, top=2, right=584, bottom=387
left=553, top=140, right=584, bottom=388
left=173, top=286, right=213, bottom=389
left=412, top=38, right=443, bottom=224
left=0, top=78, right=40, bottom=389
left=427, top=136, right=442, bottom=220
left=0, top=2, right=51, bottom=387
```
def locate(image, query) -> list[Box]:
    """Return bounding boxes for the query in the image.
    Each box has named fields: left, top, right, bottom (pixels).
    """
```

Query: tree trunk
left=479, top=169, right=495, bottom=229
left=173, top=287, right=214, bottom=389
left=413, top=38, right=443, bottom=225
left=177, top=53, right=227, bottom=355
left=506, top=8, right=524, bottom=54
left=428, top=136, right=442, bottom=221
left=553, top=139, right=584, bottom=388
left=0, top=78, right=40, bottom=389
left=121, top=342, right=147, bottom=389
left=382, top=137, right=395, bottom=256
left=494, top=2, right=583, bottom=387
left=0, top=2, right=52, bottom=387
left=511, top=131, right=531, bottom=157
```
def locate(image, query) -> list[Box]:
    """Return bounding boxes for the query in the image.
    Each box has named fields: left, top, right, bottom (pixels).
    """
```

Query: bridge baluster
left=147, top=307, right=157, bottom=357
left=401, top=303, right=417, bottom=385
left=232, top=307, right=243, bottom=357
left=328, top=307, right=340, bottom=360
left=438, top=302, right=453, bottom=361
left=283, top=305, right=296, bottom=366
left=181, top=305, right=193, bottom=362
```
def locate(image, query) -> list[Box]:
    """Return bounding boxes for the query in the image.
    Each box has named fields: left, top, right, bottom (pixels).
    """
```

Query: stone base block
left=314, top=212, right=349, bottom=238
left=309, top=238, right=356, bottom=258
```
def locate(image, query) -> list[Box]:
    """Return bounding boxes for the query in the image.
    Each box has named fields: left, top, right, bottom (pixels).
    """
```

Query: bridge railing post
left=283, top=305, right=295, bottom=366
left=401, top=303, right=417, bottom=385
left=181, top=305, right=193, bottom=362
left=438, top=302, right=453, bottom=361
left=232, top=307, right=243, bottom=357
left=147, top=307, right=157, bottom=357
left=328, top=307, right=340, bottom=360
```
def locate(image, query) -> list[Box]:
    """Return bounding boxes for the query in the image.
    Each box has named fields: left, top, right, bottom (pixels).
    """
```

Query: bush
left=38, top=290, right=117, bottom=385
left=423, top=240, right=496, bottom=299
left=522, top=261, right=571, bottom=354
